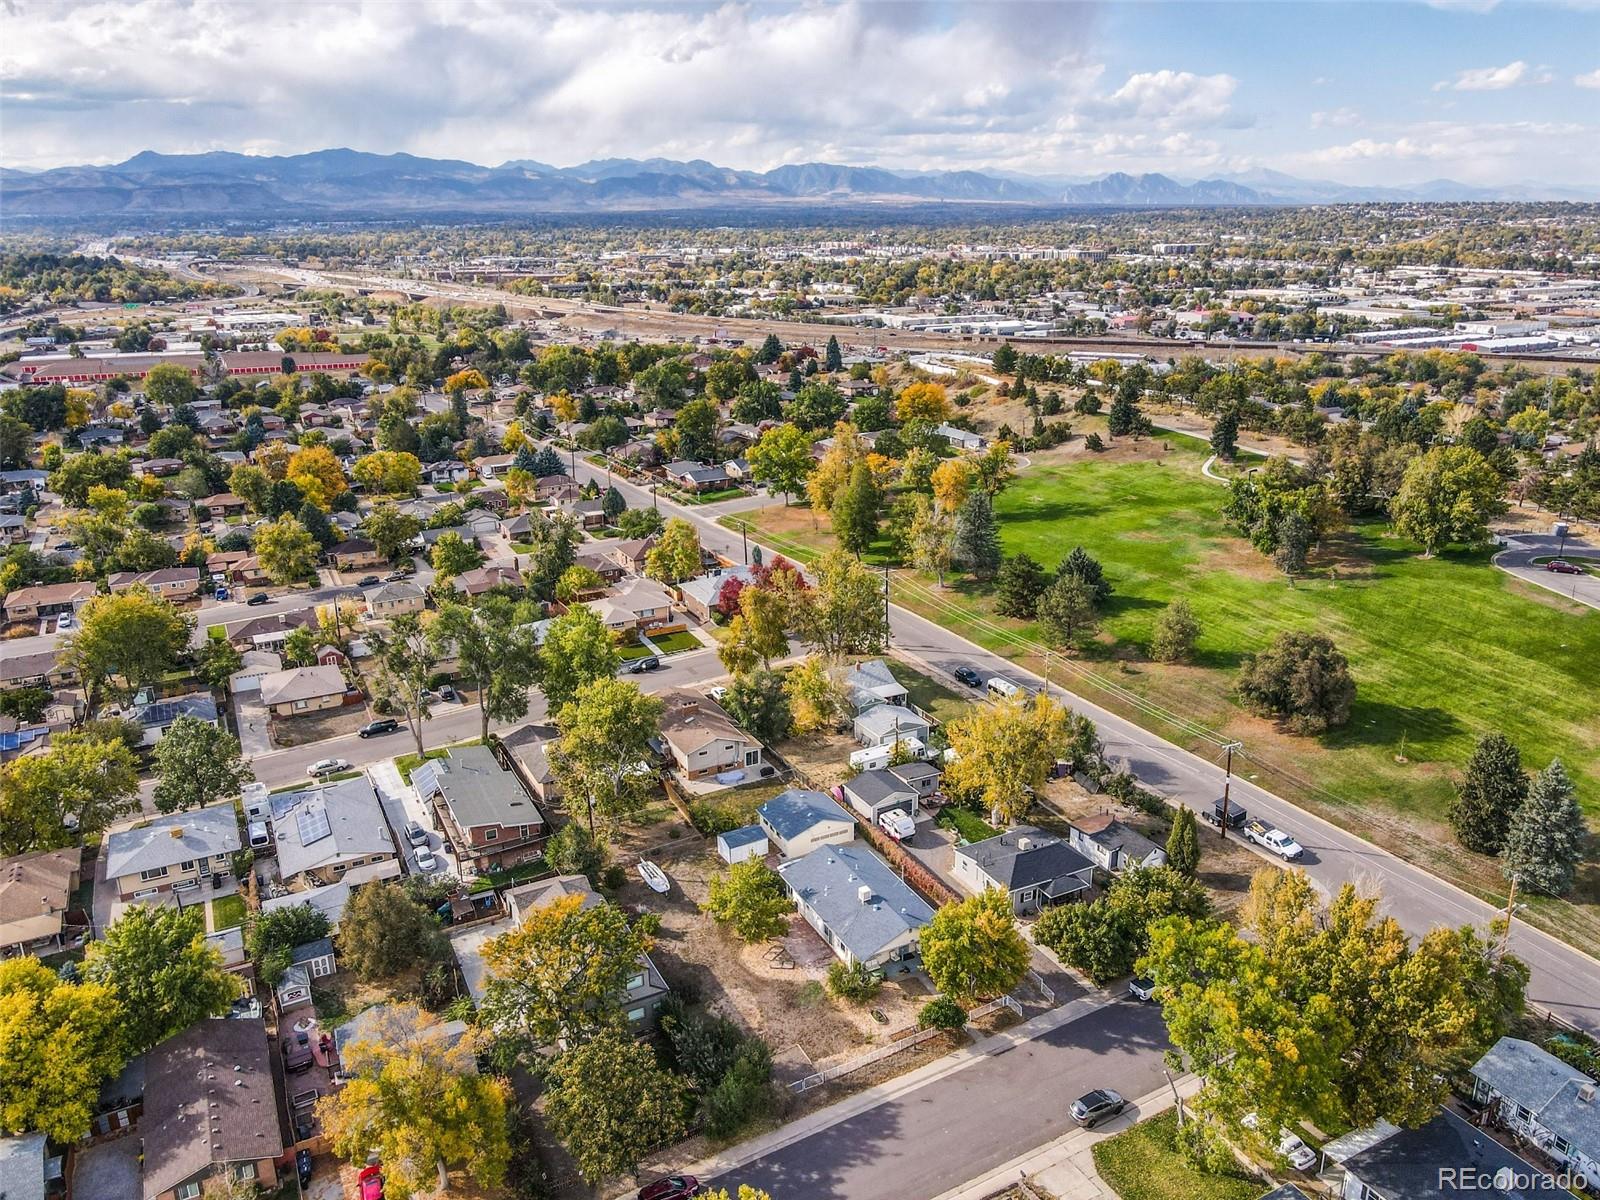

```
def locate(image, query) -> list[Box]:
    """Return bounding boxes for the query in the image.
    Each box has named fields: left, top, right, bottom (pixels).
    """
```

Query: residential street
left=1493, top=530, right=1600, bottom=611
left=559, top=449, right=1600, bottom=1035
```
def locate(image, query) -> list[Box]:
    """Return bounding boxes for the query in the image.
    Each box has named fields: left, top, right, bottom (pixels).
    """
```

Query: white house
left=757, top=789, right=854, bottom=858
left=1069, top=814, right=1167, bottom=873
left=1468, top=1037, right=1599, bottom=1183
left=778, top=843, right=934, bottom=972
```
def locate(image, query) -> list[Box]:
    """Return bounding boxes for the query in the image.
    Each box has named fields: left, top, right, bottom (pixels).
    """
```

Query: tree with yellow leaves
left=943, top=693, right=1078, bottom=825
left=804, top=420, right=869, bottom=514
left=286, top=444, right=349, bottom=509
left=443, top=367, right=489, bottom=394
left=920, top=888, right=1031, bottom=1003
left=896, top=380, right=951, bottom=424
left=930, top=457, right=973, bottom=513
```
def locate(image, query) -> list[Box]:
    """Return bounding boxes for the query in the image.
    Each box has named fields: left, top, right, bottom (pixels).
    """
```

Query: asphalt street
left=710, top=999, right=1172, bottom=1200
left=1493, top=530, right=1600, bottom=611
left=561, top=449, right=1600, bottom=1035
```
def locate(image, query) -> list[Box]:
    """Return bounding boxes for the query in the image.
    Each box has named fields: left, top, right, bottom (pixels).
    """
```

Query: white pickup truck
left=1243, top=818, right=1304, bottom=861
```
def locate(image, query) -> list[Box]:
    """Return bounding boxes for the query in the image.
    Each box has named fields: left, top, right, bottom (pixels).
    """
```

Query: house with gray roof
left=843, top=658, right=908, bottom=713
left=0, top=1133, right=52, bottom=1200
left=268, top=777, right=399, bottom=886
left=260, top=883, right=354, bottom=929
left=334, top=1002, right=472, bottom=1068
left=105, top=801, right=240, bottom=900
left=852, top=703, right=929, bottom=752
left=1326, top=1108, right=1569, bottom=1200
left=1068, top=814, right=1168, bottom=874
left=413, top=744, right=548, bottom=872
left=953, top=828, right=1094, bottom=914
left=758, top=789, right=854, bottom=858
left=1468, top=1037, right=1599, bottom=1180
left=677, top=564, right=757, bottom=622
left=129, top=691, right=219, bottom=747
left=778, top=842, right=934, bottom=972
left=840, top=764, right=938, bottom=824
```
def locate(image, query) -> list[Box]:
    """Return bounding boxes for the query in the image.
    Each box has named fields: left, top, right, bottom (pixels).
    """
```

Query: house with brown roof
left=363, top=579, right=426, bottom=619
left=0, top=847, right=82, bottom=955
left=451, top=565, right=525, bottom=598
left=198, top=493, right=248, bottom=521
left=107, top=566, right=202, bottom=602
left=140, top=1018, right=285, bottom=1200
left=205, top=550, right=268, bottom=585
left=658, top=690, right=764, bottom=781
left=0, top=648, right=73, bottom=692
left=326, top=538, right=385, bottom=571
left=609, top=535, right=657, bottom=574
left=2, top=581, right=97, bottom=623
left=258, top=664, right=348, bottom=717
left=585, top=576, right=674, bottom=633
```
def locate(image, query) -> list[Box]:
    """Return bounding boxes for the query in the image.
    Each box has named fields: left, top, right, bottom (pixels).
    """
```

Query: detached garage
left=758, top=789, right=854, bottom=859
left=717, top=825, right=768, bottom=865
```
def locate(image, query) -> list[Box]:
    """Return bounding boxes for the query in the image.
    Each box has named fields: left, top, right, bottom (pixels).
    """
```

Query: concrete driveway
left=234, top=694, right=273, bottom=757
left=1494, top=530, right=1600, bottom=610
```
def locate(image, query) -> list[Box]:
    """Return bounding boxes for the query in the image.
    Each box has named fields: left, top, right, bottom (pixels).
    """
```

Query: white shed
left=717, top=824, right=769, bottom=865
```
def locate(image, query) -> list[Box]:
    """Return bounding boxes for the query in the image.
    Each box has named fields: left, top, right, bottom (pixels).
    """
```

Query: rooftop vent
left=858, top=885, right=873, bottom=905
left=1017, top=836, right=1033, bottom=852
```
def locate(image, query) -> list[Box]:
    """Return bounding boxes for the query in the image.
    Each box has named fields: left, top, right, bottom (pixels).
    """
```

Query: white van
left=248, top=820, right=272, bottom=851
left=986, top=676, right=1021, bottom=699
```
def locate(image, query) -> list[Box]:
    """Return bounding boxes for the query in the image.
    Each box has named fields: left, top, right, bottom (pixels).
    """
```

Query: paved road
left=1494, top=530, right=1600, bottom=611
left=560, top=446, right=1600, bottom=1035
left=709, top=1000, right=1171, bottom=1200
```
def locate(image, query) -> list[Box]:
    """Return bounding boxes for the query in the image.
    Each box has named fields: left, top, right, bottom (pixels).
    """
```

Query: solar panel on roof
left=296, top=803, right=332, bottom=846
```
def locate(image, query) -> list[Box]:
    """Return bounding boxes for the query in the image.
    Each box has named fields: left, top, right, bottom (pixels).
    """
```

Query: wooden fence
left=788, top=994, right=1024, bottom=1093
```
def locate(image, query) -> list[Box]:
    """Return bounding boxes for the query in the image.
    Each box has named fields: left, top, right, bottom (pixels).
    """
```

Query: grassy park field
left=730, top=434, right=1600, bottom=945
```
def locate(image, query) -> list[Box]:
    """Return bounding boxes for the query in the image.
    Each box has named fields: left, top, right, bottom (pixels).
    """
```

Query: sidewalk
left=931, top=1073, right=1203, bottom=1200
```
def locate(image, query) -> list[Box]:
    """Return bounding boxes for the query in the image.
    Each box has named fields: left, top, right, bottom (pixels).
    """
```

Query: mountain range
left=1, top=148, right=1591, bottom=218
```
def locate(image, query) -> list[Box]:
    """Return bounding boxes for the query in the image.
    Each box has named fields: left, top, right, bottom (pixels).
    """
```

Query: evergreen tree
left=512, top=444, right=539, bottom=474
left=1211, top=406, right=1240, bottom=459
left=994, top=553, right=1048, bottom=618
left=1166, top=807, right=1200, bottom=875
left=1450, top=733, right=1528, bottom=856
left=757, top=333, right=783, bottom=364
left=601, top=485, right=626, bottom=522
left=297, top=499, right=337, bottom=550
left=1056, top=545, right=1112, bottom=603
left=1150, top=598, right=1201, bottom=663
left=532, top=445, right=565, bottom=477
left=831, top=462, right=880, bottom=558
left=1107, top=381, right=1141, bottom=437
left=950, top=491, right=1001, bottom=577
left=824, top=335, right=843, bottom=372
left=1502, top=759, right=1588, bottom=896
left=1273, top=511, right=1313, bottom=580
left=1036, top=574, right=1099, bottom=650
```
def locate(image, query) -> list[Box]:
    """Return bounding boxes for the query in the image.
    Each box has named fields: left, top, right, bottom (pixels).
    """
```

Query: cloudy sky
left=3, top=0, right=1598, bottom=187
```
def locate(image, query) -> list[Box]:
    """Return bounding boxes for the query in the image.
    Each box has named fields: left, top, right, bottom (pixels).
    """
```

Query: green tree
left=543, top=822, right=605, bottom=882
left=255, top=512, right=320, bottom=584
left=992, top=343, right=1018, bottom=375
left=1449, top=732, right=1528, bottom=856
left=542, top=1031, right=687, bottom=1184
left=83, top=905, right=234, bottom=1054
left=757, top=333, right=783, bottom=363
left=601, top=485, right=626, bottom=523
left=919, top=889, right=1031, bottom=1003
left=337, top=881, right=446, bottom=979
left=824, top=334, right=843, bottom=372
left=1036, top=574, right=1100, bottom=651
left=555, top=563, right=606, bottom=603
left=60, top=586, right=193, bottom=710
left=481, top=893, right=654, bottom=1048
left=917, top=995, right=969, bottom=1031
left=831, top=461, right=881, bottom=558
left=950, top=491, right=1001, bottom=577
left=1166, top=807, right=1201, bottom=875
left=247, top=903, right=332, bottom=983
left=1035, top=865, right=1210, bottom=984
left=645, top=517, right=702, bottom=583
left=151, top=717, right=253, bottom=814
left=143, top=362, right=198, bottom=409
left=704, top=860, right=792, bottom=942
left=1106, top=384, right=1141, bottom=438
left=0, top=957, right=125, bottom=1143
left=675, top=398, right=720, bottom=463
left=1236, top=630, right=1355, bottom=734
left=721, top=668, right=793, bottom=744
left=943, top=694, right=1077, bottom=824
left=369, top=613, right=439, bottom=757
left=1210, top=406, right=1240, bottom=459
left=539, top=605, right=621, bottom=713
left=1389, top=445, right=1507, bottom=556
left=429, top=531, right=485, bottom=585
left=363, top=504, right=422, bottom=561
left=1149, top=598, right=1201, bottom=664
left=1273, top=510, right=1312, bottom=580
left=794, top=549, right=886, bottom=658
left=1501, top=759, right=1588, bottom=896
left=905, top=494, right=954, bottom=586
left=994, top=553, right=1048, bottom=618
left=1056, top=545, right=1112, bottom=603
left=433, top=596, right=540, bottom=742
left=552, top=678, right=665, bottom=834
left=0, top=729, right=140, bottom=854
left=317, top=1003, right=509, bottom=1199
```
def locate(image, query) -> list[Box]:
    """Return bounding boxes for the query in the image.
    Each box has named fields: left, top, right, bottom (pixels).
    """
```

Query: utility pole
left=1218, top=741, right=1243, bottom=840
left=1498, top=872, right=1521, bottom=959
left=738, top=519, right=749, bottom=565
left=882, top=565, right=891, bottom=648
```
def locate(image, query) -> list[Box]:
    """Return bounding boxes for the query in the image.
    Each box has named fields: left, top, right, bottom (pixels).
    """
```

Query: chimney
left=858, top=885, right=873, bottom=905
left=169, top=827, right=184, bottom=838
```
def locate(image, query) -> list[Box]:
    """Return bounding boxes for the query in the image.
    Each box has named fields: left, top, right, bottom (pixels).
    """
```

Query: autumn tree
left=318, top=1003, right=509, bottom=1199
left=920, top=889, right=1030, bottom=1003
left=805, top=421, right=869, bottom=513
left=896, top=381, right=951, bottom=424
left=930, top=457, right=973, bottom=514
left=943, top=693, right=1077, bottom=824
left=285, top=443, right=349, bottom=510
left=1449, top=732, right=1528, bottom=856
left=719, top=585, right=789, bottom=676
left=151, top=717, right=254, bottom=814
left=1501, top=758, right=1588, bottom=896
left=1390, top=444, right=1507, bottom=556
left=433, top=596, right=541, bottom=742
left=794, top=549, right=886, bottom=658
left=0, top=958, right=125, bottom=1142
left=551, top=678, right=665, bottom=834
left=906, top=494, right=955, bottom=586
left=338, top=882, right=447, bottom=979
left=704, top=860, right=792, bottom=942
left=538, top=605, right=620, bottom=713
left=84, top=905, right=234, bottom=1054
left=784, top=655, right=848, bottom=735
left=0, top=729, right=140, bottom=854
left=255, top=512, right=320, bottom=584
left=542, top=1031, right=687, bottom=1184
left=369, top=613, right=439, bottom=757
left=351, top=449, right=422, bottom=496
left=645, top=517, right=702, bottom=584
left=60, top=586, right=193, bottom=709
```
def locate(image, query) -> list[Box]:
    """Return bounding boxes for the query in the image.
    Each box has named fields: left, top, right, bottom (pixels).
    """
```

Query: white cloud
left=1577, top=68, right=1600, bottom=88
left=1435, top=60, right=1530, bottom=90
left=1096, top=70, right=1239, bottom=124
left=1311, top=107, right=1362, bottom=129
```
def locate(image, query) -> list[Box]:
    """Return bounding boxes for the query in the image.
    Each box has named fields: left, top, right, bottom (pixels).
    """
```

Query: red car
left=638, top=1177, right=702, bottom=1200
left=1546, top=559, right=1584, bottom=575
left=358, top=1164, right=384, bottom=1200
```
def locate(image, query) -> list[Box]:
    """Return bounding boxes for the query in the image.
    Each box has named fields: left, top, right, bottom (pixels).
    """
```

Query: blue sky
left=3, top=0, right=1596, bottom=186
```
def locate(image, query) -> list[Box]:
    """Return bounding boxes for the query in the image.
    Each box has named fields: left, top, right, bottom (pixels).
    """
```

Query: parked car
left=414, top=845, right=439, bottom=873
left=1242, top=818, right=1304, bottom=861
left=309, top=757, right=350, bottom=778
left=1070, top=1088, right=1127, bottom=1128
left=359, top=718, right=401, bottom=738
left=282, top=1029, right=314, bottom=1073
left=403, top=820, right=428, bottom=847
left=247, top=592, right=270, bottom=606
left=54, top=614, right=75, bottom=632
left=1276, top=1130, right=1317, bottom=1170
left=382, top=570, right=408, bottom=582
left=637, top=1177, right=702, bottom=1200
left=878, top=809, right=916, bottom=841
left=437, top=684, right=458, bottom=702
left=628, top=655, right=661, bottom=674
left=1547, top=559, right=1584, bottom=575
left=707, top=685, right=729, bottom=702
left=953, top=664, right=984, bottom=688
left=296, top=1149, right=313, bottom=1189
left=357, top=1164, right=385, bottom=1200
left=214, top=586, right=230, bottom=601
left=1128, top=978, right=1156, bottom=1002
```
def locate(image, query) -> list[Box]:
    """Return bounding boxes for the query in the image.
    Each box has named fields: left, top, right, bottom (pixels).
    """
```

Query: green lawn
left=645, top=629, right=702, bottom=655
left=618, top=641, right=655, bottom=661
left=684, top=486, right=747, bottom=505
left=397, top=748, right=449, bottom=782
left=1092, top=1112, right=1261, bottom=1200
left=937, top=805, right=1000, bottom=844
left=888, top=656, right=973, bottom=726
left=510, top=542, right=537, bottom=555
left=465, top=857, right=549, bottom=895
left=738, top=436, right=1600, bottom=948
left=210, top=893, right=247, bottom=931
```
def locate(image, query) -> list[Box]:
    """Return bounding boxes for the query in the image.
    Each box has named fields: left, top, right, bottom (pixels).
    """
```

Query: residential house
left=1323, top=1109, right=1569, bottom=1200
left=575, top=552, right=626, bottom=584
left=221, top=608, right=317, bottom=650
left=503, top=875, right=671, bottom=1033
left=778, top=842, right=934, bottom=972
left=364, top=579, right=426, bottom=618
left=0, top=513, right=28, bottom=546
left=663, top=460, right=732, bottom=493
left=952, top=828, right=1094, bottom=914
left=2, top=581, right=96, bottom=623
left=327, top=538, right=385, bottom=571
left=227, top=649, right=283, bottom=695
left=758, top=789, right=855, bottom=858
left=107, top=566, right=201, bottom=602
left=334, top=1002, right=472, bottom=1069
left=609, top=535, right=657, bottom=574
left=1, top=649, right=72, bottom=692
left=0, top=1133, right=56, bottom=1200
left=1468, top=1037, right=1599, bottom=1182
left=537, top=474, right=582, bottom=503
left=1068, top=814, right=1168, bottom=873
left=843, top=658, right=909, bottom=712
left=556, top=497, right=607, bottom=529
left=452, top=565, right=525, bottom=598
left=472, top=452, right=516, bottom=480
left=417, top=524, right=478, bottom=550
left=423, top=459, right=470, bottom=486
left=0, top=847, right=81, bottom=955
left=0, top=469, right=47, bottom=496
left=840, top=764, right=938, bottom=825
left=257, top=664, right=348, bottom=717
left=273, top=936, right=338, bottom=1013
left=130, top=692, right=220, bottom=746
left=205, top=550, right=268, bottom=586
left=77, top=425, right=124, bottom=450
left=269, top=777, right=400, bottom=887
left=198, top=492, right=248, bottom=521
left=935, top=423, right=987, bottom=452
left=141, top=1019, right=284, bottom=1200
left=852, top=704, right=930, bottom=752
left=499, top=723, right=563, bottom=805
left=723, top=455, right=752, bottom=481
left=677, top=564, right=757, bottom=622
left=586, top=575, right=675, bottom=633
left=135, top=457, right=186, bottom=478
left=104, top=801, right=241, bottom=900
left=659, top=690, right=764, bottom=781
left=413, top=744, right=549, bottom=873
left=500, top=512, right=536, bottom=542
left=260, top=883, right=354, bottom=930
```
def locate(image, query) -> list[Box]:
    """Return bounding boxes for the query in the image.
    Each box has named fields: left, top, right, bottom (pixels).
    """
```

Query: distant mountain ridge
left=1, top=148, right=1590, bottom=218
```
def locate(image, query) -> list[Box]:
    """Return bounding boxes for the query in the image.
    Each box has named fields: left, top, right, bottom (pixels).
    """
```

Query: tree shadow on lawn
left=1001, top=496, right=1100, bottom=526
left=1321, top=696, right=1465, bottom=751
left=1099, top=592, right=1164, bottom=619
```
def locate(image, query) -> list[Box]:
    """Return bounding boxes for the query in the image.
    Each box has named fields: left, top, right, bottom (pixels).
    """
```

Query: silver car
left=1070, top=1089, right=1127, bottom=1128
